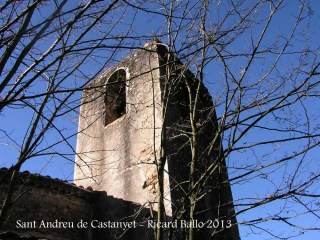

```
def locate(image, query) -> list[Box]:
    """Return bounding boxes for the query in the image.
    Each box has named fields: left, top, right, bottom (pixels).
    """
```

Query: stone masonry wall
left=0, top=168, right=93, bottom=240
left=74, top=41, right=172, bottom=216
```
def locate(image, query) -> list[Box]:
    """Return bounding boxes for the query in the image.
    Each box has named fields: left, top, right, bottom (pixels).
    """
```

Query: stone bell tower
left=74, top=40, right=240, bottom=240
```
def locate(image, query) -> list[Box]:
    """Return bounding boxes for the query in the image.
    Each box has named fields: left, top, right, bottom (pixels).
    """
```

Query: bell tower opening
left=104, top=69, right=126, bottom=126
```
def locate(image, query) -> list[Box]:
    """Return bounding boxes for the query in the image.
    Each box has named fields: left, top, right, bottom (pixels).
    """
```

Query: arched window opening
left=104, top=69, right=126, bottom=126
